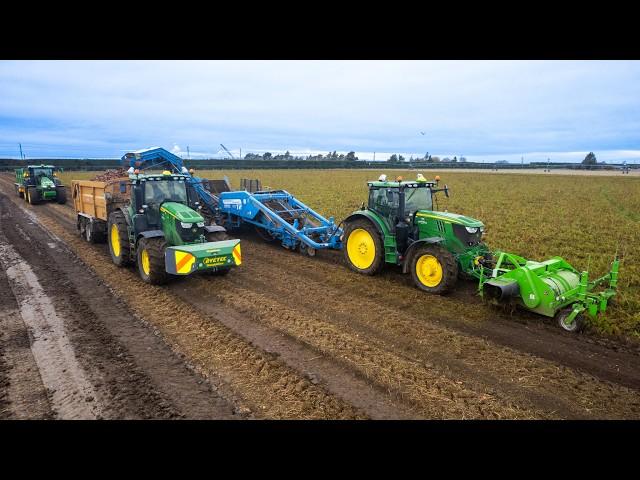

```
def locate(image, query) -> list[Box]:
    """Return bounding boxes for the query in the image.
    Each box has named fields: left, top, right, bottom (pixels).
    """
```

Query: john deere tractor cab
left=106, top=170, right=241, bottom=284
left=15, top=165, right=66, bottom=205
left=343, top=173, right=619, bottom=332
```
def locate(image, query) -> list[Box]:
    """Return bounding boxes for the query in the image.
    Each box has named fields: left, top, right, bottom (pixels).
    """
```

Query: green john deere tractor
left=106, top=171, right=242, bottom=285
left=15, top=165, right=67, bottom=205
left=342, top=174, right=619, bottom=332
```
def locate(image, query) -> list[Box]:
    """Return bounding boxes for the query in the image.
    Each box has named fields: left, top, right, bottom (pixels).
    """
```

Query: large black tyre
left=56, top=187, right=67, bottom=204
left=84, top=219, right=104, bottom=244
left=107, top=211, right=132, bottom=267
left=206, top=231, right=230, bottom=242
left=136, top=237, right=168, bottom=285
left=27, top=187, right=40, bottom=205
left=409, top=244, right=458, bottom=294
left=342, top=219, right=385, bottom=276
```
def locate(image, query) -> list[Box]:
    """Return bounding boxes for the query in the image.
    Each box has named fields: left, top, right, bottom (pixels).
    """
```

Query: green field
left=60, top=169, right=640, bottom=338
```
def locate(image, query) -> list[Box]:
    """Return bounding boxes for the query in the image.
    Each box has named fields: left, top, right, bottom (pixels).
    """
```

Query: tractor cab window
left=144, top=179, right=188, bottom=206
left=369, top=187, right=400, bottom=220
left=31, top=168, right=53, bottom=179
left=404, top=187, right=432, bottom=214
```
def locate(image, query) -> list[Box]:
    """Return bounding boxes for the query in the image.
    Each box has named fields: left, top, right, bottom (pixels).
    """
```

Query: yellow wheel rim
left=347, top=228, right=376, bottom=270
left=416, top=254, right=443, bottom=287
left=110, top=224, right=121, bottom=257
left=141, top=248, right=150, bottom=276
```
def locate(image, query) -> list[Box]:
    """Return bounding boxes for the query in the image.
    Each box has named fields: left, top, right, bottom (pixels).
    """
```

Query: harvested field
left=3, top=169, right=640, bottom=419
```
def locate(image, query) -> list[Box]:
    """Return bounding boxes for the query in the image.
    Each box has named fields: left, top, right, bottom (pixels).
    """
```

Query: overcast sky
left=0, top=60, right=639, bottom=162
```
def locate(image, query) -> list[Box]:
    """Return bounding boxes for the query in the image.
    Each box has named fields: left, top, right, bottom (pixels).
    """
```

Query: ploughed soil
left=1, top=172, right=640, bottom=419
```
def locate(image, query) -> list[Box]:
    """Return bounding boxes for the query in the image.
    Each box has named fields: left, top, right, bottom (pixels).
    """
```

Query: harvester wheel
left=343, top=219, right=384, bottom=275
left=107, top=211, right=132, bottom=267
left=137, top=237, right=168, bottom=285
left=56, top=187, right=67, bottom=204
left=556, top=308, right=585, bottom=333
left=410, top=244, right=458, bottom=294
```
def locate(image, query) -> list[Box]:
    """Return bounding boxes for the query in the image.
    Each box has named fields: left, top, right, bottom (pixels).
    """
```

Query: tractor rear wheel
left=343, top=219, right=384, bottom=275
left=107, top=211, right=132, bottom=267
left=56, top=187, right=67, bottom=204
left=410, top=244, right=458, bottom=294
left=137, top=237, right=168, bottom=285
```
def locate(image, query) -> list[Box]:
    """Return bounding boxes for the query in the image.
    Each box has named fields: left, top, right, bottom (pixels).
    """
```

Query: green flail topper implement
left=342, top=173, right=619, bottom=332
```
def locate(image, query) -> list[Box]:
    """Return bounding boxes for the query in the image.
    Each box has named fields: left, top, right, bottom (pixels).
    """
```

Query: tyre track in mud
left=0, top=180, right=365, bottom=419
left=37, top=190, right=539, bottom=418
left=7, top=174, right=640, bottom=418
left=220, top=240, right=640, bottom=418
left=241, top=230, right=640, bottom=384
left=0, top=262, right=52, bottom=419
left=0, top=191, right=240, bottom=419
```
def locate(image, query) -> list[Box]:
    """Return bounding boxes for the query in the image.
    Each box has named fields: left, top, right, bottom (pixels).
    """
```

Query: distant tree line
left=243, top=150, right=358, bottom=161
left=387, top=153, right=467, bottom=163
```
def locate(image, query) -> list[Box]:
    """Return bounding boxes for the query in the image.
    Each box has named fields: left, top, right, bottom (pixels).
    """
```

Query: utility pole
left=187, top=146, right=191, bottom=160
left=240, top=147, right=242, bottom=159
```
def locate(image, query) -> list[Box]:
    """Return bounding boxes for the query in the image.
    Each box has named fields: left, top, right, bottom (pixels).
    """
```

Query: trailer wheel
left=557, top=308, right=585, bottom=333
left=137, top=237, right=168, bottom=285
left=107, top=211, right=132, bottom=267
left=56, top=187, right=67, bottom=204
left=410, top=244, right=458, bottom=295
left=84, top=219, right=104, bottom=244
left=343, top=219, right=384, bottom=275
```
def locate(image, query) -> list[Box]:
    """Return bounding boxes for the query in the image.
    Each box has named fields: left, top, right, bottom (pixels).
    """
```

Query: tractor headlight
left=196, top=222, right=205, bottom=228
left=465, top=227, right=479, bottom=234
left=180, top=222, right=193, bottom=228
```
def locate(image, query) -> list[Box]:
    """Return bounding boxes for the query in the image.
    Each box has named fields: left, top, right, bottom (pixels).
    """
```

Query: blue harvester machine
left=122, top=148, right=343, bottom=256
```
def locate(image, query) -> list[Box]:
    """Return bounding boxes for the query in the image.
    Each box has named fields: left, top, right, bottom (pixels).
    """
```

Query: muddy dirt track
left=1, top=173, right=640, bottom=419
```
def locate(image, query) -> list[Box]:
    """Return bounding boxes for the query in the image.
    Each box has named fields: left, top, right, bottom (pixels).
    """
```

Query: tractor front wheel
left=137, top=237, right=168, bottom=285
left=27, top=187, right=40, bottom=205
left=107, top=211, right=132, bottom=267
left=343, top=219, right=384, bottom=275
left=206, top=231, right=230, bottom=242
left=56, top=187, right=67, bottom=204
left=410, top=244, right=458, bottom=294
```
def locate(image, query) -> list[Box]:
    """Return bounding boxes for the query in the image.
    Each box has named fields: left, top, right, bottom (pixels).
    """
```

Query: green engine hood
left=159, top=202, right=204, bottom=223
left=415, top=210, right=484, bottom=228
left=40, top=176, right=55, bottom=188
